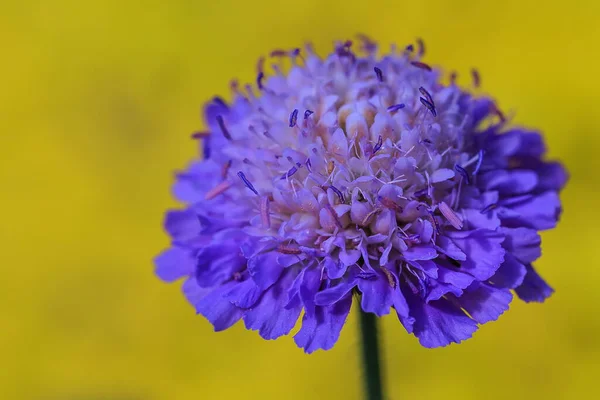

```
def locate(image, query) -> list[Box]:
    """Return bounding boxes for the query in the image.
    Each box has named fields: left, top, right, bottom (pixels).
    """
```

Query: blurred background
left=1, top=0, right=598, bottom=399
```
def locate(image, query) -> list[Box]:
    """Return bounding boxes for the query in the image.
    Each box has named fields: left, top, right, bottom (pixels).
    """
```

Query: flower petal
left=223, top=278, right=263, bottom=308
left=455, top=282, right=512, bottom=324
left=154, top=247, right=194, bottom=282
left=248, top=251, right=285, bottom=290
left=243, top=269, right=302, bottom=339
left=183, top=279, right=243, bottom=331
left=405, top=289, right=478, bottom=348
left=294, top=294, right=352, bottom=353
left=502, top=227, right=542, bottom=264
left=446, top=229, right=505, bottom=281
left=403, top=245, right=438, bottom=261
left=491, top=253, right=527, bottom=289
left=515, top=264, right=554, bottom=303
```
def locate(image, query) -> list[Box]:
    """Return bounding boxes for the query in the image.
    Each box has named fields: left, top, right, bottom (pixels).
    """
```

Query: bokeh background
left=2, top=0, right=599, bottom=399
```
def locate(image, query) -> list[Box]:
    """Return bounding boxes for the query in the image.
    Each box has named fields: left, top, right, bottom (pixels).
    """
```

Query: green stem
left=359, top=310, right=384, bottom=400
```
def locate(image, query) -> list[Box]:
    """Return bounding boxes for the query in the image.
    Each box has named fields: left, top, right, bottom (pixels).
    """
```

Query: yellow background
left=1, top=1, right=598, bottom=399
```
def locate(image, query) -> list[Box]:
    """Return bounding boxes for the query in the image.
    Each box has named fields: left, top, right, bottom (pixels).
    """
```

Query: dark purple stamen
left=428, top=210, right=441, bottom=234
left=373, top=135, right=383, bottom=154
left=454, top=164, right=470, bottom=184
left=471, top=68, right=481, bottom=87
left=305, top=158, right=312, bottom=172
left=304, top=109, right=314, bottom=119
left=387, top=103, right=406, bottom=112
left=237, top=171, right=258, bottom=195
left=291, top=48, right=301, bottom=56
left=216, top=115, right=232, bottom=140
left=289, top=109, right=298, bottom=127
left=473, top=149, right=484, bottom=175
left=480, top=203, right=497, bottom=214
left=411, top=61, right=432, bottom=71
left=374, top=67, right=384, bottom=82
left=256, top=72, right=264, bottom=90
left=281, top=166, right=298, bottom=180
left=202, top=138, right=211, bottom=159
left=270, top=49, right=287, bottom=57
left=422, top=138, right=432, bottom=144
left=450, top=71, right=458, bottom=84
left=419, top=87, right=433, bottom=104
left=329, top=185, right=345, bottom=203
left=416, top=38, right=425, bottom=56
left=405, top=44, right=414, bottom=52
left=419, top=98, right=437, bottom=117
left=191, top=131, right=209, bottom=139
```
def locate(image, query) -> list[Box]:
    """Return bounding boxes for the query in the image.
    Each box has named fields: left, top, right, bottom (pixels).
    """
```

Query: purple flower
left=155, top=39, right=567, bottom=352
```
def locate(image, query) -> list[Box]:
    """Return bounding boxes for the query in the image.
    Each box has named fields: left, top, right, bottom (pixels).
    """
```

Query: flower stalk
left=359, top=310, right=384, bottom=400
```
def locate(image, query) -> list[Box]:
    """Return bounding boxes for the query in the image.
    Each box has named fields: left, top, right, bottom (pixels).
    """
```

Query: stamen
left=387, top=103, right=406, bottom=112
left=418, top=87, right=433, bottom=104
left=450, top=71, right=458, bottom=84
left=419, top=97, right=437, bottom=117
left=329, top=185, right=345, bottom=203
left=281, top=166, right=298, bottom=179
left=428, top=210, right=441, bottom=234
left=205, top=180, right=232, bottom=200
left=381, top=267, right=396, bottom=288
left=373, top=135, right=383, bottom=154
left=438, top=201, right=464, bottom=230
left=405, top=44, right=414, bottom=52
left=256, top=72, right=264, bottom=90
left=356, top=33, right=377, bottom=53
left=374, top=66, right=384, bottom=82
left=221, top=160, right=232, bottom=179
left=216, top=115, right=232, bottom=140
left=289, top=109, right=298, bottom=127
left=378, top=196, right=402, bottom=211
left=191, top=131, right=210, bottom=139
left=291, top=48, right=301, bottom=57
left=304, top=109, right=314, bottom=119
left=269, top=49, right=287, bottom=57
left=325, top=204, right=343, bottom=229
left=361, top=208, right=380, bottom=226
left=416, top=37, right=425, bottom=56
left=305, top=158, right=312, bottom=172
left=473, top=149, right=484, bottom=175
left=454, top=164, right=470, bottom=184
left=260, top=196, right=271, bottom=229
left=277, top=244, right=302, bottom=255
left=411, top=61, right=432, bottom=71
left=237, top=171, right=259, bottom=195
left=471, top=68, right=481, bottom=88
left=480, top=203, right=497, bottom=214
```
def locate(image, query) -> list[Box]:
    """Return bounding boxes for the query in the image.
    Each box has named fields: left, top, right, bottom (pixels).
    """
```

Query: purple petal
left=300, top=267, right=323, bottom=318
left=480, top=170, right=538, bottom=195
left=446, top=229, right=505, bottom=281
left=357, top=270, right=394, bottom=317
left=463, top=208, right=501, bottom=230
left=314, top=275, right=358, bottom=306
left=164, top=209, right=201, bottom=241
left=502, top=227, right=541, bottom=264
left=491, top=253, right=527, bottom=289
left=455, top=282, right=512, bottom=324
left=405, top=289, right=478, bottom=348
left=223, top=278, right=263, bottom=308
left=183, top=279, right=243, bottom=331
left=243, top=269, right=302, bottom=339
left=294, top=294, right=352, bottom=353
left=403, top=245, right=438, bottom=261
left=154, top=247, right=194, bottom=282
left=535, top=161, right=568, bottom=191
left=515, top=264, right=554, bottom=303
left=430, top=168, right=455, bottom=183
left=499, top=191, right=561, bottom=230
left=324, top=257, right=348, bottom=280
left=248, top=251, right=285, bottom=290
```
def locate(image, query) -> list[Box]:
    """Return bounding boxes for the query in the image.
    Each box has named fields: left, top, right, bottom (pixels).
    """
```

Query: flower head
left=155, top=38, right=567, bottom=352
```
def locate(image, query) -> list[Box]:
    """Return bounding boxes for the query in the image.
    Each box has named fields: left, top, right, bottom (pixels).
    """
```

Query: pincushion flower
left=155, top=38, right=567, bottom=352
